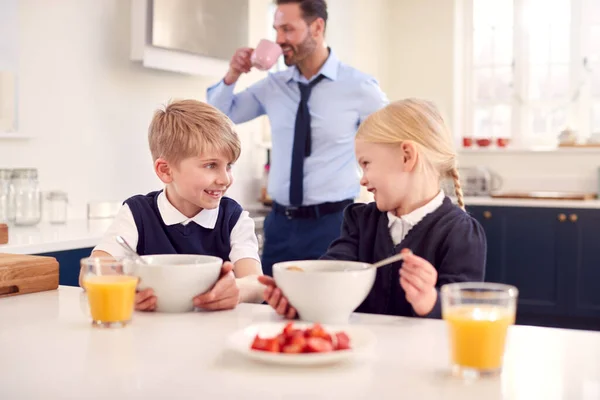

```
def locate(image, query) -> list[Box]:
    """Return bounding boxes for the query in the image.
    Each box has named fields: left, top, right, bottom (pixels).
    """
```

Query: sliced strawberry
left=334, top=332, right=351, bottom=350
left=283, top=322, right=295, bottom=335
left=250, top=335, right=269, bottom=351
left=276, top=333, right=287, bottom=347
left=305, top=337, right=334, bottom=353
left=264, top=338, right=280, bottom=353
left=282, top=343, right=304, bottom=354
left=289, top=333, right=307, bottom=348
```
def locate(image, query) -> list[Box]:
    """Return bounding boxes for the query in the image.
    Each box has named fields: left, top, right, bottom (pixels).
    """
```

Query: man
left=207, top=0, right=388, bottom=276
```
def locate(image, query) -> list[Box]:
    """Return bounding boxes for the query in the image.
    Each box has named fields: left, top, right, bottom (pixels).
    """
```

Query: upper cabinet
left=0, top=0, right=18, bottom=133
left=130, top=0, right=249, bottom=77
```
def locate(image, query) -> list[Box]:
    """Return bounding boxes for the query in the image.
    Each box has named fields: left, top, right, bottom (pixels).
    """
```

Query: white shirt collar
left=387, top=190, right=445, bottom=229
left=157, top=190, right=219, bottom=229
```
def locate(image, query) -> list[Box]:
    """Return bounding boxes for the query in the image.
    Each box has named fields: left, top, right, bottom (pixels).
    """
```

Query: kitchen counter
left=464, top=196, right=600, bottom=209
left=0, top=219, right=113, bottom=255
left=1, top=286, right=600, bottom=399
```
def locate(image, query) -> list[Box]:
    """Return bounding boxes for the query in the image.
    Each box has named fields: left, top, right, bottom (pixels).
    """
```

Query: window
left=464, top=0, right=598, bottom=148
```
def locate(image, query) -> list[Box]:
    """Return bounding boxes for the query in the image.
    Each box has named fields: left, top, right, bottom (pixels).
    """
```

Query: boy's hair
left=148, top=99, right=241, bottom=165
left=356, top=99, right=465, bottom=210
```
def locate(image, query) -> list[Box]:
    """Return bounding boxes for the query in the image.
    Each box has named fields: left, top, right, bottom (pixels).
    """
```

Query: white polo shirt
left=94, top=191, right=260, bottom=264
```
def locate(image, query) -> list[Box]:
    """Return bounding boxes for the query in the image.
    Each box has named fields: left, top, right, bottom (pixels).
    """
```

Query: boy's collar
left=157, top=190, right=219, bottom=229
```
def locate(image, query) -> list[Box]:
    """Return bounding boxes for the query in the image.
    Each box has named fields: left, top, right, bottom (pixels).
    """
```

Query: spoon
left=286, top=250, right=412, bottom=272
left=115, top=235, right=147, bottom=264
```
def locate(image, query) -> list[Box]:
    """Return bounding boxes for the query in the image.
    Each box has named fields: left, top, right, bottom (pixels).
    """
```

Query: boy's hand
left=399, top=249, right=438, bottom=316
left=257, top=276, right=297, bottom=320
left=135, top=288, right=157, bottom=312
left=193, top=262, right=240, bottom=310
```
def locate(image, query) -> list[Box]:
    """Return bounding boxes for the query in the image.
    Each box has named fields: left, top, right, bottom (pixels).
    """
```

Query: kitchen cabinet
left=35, top=247, right=93, bottom=287
left=467, top=205, right=600, bottom=330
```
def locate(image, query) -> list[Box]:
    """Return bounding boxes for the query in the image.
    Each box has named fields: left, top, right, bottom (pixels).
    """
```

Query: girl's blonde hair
left=356, top=98, right=465, bottom=210
left=148, top=99, right=241, bottom=165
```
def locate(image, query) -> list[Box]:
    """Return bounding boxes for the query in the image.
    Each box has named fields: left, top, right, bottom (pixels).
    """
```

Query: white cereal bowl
left=131, top=254, right=222, bottom=313
left=272, top=260, right=376, bottom=324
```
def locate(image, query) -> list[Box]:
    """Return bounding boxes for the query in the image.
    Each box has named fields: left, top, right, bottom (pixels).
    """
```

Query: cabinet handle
left=569, top=213, right=578, bottom=222
left=558, top=213, right=567, bottom=222
left=483, top=211, right=492, bottom=219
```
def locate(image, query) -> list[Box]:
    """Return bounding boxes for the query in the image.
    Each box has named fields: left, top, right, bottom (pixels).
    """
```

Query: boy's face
left=164, top=152, right=234, bottom=211
left=355, top=139, right=411, bottom=213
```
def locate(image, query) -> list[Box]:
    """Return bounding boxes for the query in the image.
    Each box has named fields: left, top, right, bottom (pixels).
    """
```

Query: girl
left=258, top=98, right=486, bottom=318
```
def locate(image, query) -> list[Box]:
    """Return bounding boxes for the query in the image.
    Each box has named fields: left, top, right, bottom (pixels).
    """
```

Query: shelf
left=459, top=146, right=600, bottom=154
left=0, top=132, right=33, bottom=140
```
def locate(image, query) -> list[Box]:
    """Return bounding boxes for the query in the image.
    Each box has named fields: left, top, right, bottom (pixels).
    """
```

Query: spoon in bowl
left=115, top=235, right=147, bottom=264
left=286, top=250, right=412, bottom=272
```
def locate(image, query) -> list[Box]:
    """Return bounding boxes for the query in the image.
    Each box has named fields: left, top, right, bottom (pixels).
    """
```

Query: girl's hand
left=399, top=249, right=438, bottom=316
left=257, top=276, right=297, bottom=320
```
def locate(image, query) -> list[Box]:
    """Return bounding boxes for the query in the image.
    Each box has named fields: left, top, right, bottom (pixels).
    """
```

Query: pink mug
left=251, top=39, right=283, bottom=71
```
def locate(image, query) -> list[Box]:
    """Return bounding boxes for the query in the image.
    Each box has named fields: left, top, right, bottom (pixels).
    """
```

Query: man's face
left=273, top=3, right=319, bottom=66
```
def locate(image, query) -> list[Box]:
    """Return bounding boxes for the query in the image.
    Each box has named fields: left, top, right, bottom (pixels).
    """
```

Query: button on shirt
left=387, top=191, right=446, bottom=246
left=94, top=191, right=260, bottom=263
left=207, top=49, right=388, bottom=206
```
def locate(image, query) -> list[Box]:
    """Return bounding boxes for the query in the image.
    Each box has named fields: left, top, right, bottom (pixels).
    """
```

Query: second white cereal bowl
left=272, top=260, right=376, bottom=324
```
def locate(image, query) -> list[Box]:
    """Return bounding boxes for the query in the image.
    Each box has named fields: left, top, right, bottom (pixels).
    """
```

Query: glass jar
left=11, top=168, right=41, bottom=226
left=0, top=169, right=12, bottom=223
left=46, top=190, right=68, bottom=224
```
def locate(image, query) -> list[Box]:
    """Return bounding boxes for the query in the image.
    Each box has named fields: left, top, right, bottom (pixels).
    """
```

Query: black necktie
left=289, top=74, right=326, bottom=206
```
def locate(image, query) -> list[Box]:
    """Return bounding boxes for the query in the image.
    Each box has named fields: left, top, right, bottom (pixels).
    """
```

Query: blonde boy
left=85, top=100, right=263, bottom=310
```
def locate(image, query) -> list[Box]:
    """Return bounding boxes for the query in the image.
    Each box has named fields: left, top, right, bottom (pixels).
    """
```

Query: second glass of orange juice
left=441, top=282, right=518, bottom=378
left=81, top=257, right=138, bottom=328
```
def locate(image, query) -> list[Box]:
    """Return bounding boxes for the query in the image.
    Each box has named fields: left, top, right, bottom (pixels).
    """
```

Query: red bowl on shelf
left=496, top=138, right=510, bottom=147
left=462, top=137, right=474, bottom=147
left=476, top=138, right=492, bottom=147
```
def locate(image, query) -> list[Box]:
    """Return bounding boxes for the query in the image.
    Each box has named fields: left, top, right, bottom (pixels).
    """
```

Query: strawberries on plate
left=250, top=322, right=351, bottom=354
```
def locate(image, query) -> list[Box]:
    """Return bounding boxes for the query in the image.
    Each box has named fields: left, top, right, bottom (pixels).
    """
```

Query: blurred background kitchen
left=1, top=0, right=600, bottom=329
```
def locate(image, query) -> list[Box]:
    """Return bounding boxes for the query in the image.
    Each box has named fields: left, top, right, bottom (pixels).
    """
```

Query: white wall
left=0, top=0, right=273, bottom=220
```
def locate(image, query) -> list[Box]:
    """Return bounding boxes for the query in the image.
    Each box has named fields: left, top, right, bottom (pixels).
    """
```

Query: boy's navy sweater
left=124, top=191, right=242, bottom=261
left=321, top=197, right=486, bottom=318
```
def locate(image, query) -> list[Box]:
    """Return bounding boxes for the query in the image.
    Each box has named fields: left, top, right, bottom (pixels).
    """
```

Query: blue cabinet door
left=565, top=208, right=600, bottom=319
left=466, top=206, right=505, bottom=284
left=35, top=247, right=94, bottom=287
left=467, top=206, right=566, bottom=316
left=502, top=207, right=568, bottom=316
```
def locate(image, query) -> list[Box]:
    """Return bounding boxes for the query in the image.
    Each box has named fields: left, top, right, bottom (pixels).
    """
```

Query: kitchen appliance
left=443, top=167, right=503, bottom=197
left=0, top=253, right=59, bottom=298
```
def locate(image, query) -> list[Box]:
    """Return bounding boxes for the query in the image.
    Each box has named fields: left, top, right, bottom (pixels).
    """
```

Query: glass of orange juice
left=441, top=282, right=518, bottom=378
left=81, top=257, right=138, bottom=328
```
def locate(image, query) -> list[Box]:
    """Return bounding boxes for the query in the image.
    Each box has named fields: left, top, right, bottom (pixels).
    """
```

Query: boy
left=83, top=100, right=264, bottom=311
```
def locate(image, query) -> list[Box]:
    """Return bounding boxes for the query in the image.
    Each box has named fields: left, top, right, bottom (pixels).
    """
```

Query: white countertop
left=0, top=219, right=112, bottom=255
left=1, top=286, right=599, bottom=399
left=464, top=196, right=600, bottom=209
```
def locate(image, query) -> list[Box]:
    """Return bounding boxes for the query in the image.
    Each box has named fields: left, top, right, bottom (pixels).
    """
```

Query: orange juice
left=83, top=275, right=137, bottom=323
left=444, top=305, right=515, bottom=370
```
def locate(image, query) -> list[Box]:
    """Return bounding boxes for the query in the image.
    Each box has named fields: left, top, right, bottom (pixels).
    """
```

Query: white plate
left=227, top=321, right=376, bottom=366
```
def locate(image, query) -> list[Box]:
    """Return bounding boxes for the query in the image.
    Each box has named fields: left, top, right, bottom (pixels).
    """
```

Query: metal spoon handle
left=115, top=235, right=146, bottom=264
left=371, top=252, right=409, bottom=269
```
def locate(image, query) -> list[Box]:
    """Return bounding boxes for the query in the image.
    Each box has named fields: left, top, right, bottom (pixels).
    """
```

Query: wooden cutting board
left=491, top=191, right=598, bottom=200
left=0, top=253, right=59, bottom=298
left=0, top=224, right=7, bottom=244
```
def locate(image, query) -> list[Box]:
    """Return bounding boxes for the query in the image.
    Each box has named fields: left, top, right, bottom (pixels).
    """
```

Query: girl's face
left=355, top=139, right=415, bottom=212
